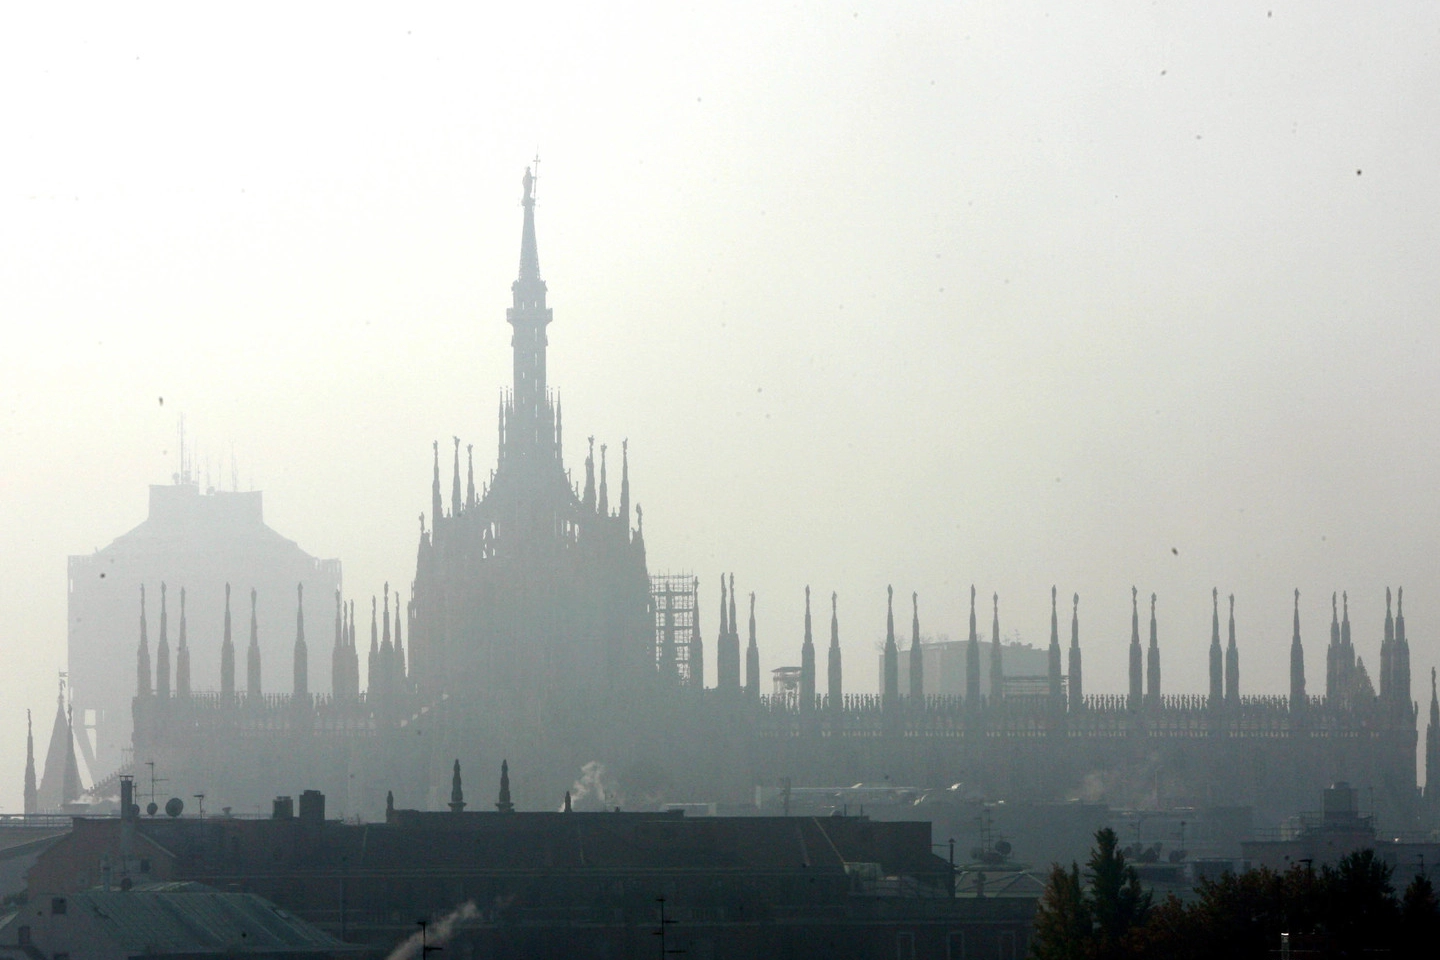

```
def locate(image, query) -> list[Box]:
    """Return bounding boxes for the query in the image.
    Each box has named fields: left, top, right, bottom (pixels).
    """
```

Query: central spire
left=505, top=164, right=557, bottom=465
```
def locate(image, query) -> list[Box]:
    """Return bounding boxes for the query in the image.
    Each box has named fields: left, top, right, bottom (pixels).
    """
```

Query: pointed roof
left=37, top=679, right=82, bottom=811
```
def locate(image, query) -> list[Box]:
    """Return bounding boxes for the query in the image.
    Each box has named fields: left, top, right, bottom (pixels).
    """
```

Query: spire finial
left=496, top=759, right=515, bottom=814
left=449, top=759, right=466, bottom=813
left=1073, top=592, right=1079, bottom=613
left=518, top=164, right=542, bottom=281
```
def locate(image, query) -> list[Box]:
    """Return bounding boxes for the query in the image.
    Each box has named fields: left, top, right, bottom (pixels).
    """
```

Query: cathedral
left=39, top=171, right=1438, bottom=834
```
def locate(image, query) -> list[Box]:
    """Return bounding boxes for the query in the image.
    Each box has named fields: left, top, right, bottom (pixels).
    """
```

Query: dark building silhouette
left=24, top=777, right=1029, bottom=960
left=68, top=171, right=1425, bottom=833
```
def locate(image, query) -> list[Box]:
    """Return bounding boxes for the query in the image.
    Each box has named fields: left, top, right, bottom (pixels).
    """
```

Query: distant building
left=1242, top=781, right=1440, bottom=872
left=67, top=476, right=340, bottom=781
left=885, top=640, right=1048, bottom=699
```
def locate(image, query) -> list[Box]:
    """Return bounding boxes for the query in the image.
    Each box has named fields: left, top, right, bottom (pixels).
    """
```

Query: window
left=896, top=931, right=915, bottom=960
left=946, top=931, right=965, bottom=960
left=50, top=898, right=66, bottom=916
left=139, top=859, right=151, bottom=873
left=17, top=926, right=30, bottom=945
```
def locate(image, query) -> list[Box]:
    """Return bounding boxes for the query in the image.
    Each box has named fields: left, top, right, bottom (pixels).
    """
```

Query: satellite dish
left=995, top=839, right=1013, bottom=857
left=165, top=797, right=184, bottom=818
left=146, top=802, right=158, bottom=816
left=129, top=804, right=141, bottom=818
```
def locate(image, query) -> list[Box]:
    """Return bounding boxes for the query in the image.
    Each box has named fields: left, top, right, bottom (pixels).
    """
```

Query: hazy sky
left=2, top=2, right=1438, bottom=811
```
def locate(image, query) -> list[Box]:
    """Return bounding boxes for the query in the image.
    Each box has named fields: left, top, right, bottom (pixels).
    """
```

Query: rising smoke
left=567, top=760, right=618, bottom=811
left=384, top=901, right=479, bottom=960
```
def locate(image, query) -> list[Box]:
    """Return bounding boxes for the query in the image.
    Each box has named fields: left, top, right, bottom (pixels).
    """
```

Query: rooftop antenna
left=144, top=760, right=167, bottom=816
left=417, top=919, right=443, bottom=959
left=531, top=151, right=541, bottom=201
left=178, top=415, right=187, bottom=485
left=231, top=444, right=238, bottom=493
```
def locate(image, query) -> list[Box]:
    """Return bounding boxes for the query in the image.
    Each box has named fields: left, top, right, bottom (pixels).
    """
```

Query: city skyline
left=4, top=2, right=1439, bottom=811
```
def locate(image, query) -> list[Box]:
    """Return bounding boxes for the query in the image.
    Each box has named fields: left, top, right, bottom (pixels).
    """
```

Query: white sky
left=2, top=1, right=1438, bottom=811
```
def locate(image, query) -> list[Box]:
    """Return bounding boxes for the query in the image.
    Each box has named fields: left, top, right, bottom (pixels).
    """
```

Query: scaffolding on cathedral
left=651, top=573, right=701, bottom=687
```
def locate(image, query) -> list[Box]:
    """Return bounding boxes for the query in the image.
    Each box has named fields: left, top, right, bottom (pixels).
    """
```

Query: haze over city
left=2, top=1, right=1438, bottom=813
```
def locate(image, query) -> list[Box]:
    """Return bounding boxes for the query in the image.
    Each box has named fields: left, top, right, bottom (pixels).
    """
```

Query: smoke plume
left=384, top=901, right=479, bottom=960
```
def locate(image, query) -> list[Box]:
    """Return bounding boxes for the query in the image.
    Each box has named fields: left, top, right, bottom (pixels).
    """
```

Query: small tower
left=175, top=587, right=190, bottom=698
left=1208, top=588, right=1223, bottom=707
left=156, top=582, right=171, bottom=699
left=449, top=759, right=466, bottom=813
left=348, top=601, right=361, bottom=701
left=1381, top=587, right=1395, bottom=705
left=745, top=593, right=760, bottom=700
left=597, top=444, right=609, bottom=517
left=1068, top=593, right=1083, bottom=711
left=717, top=574, right=738, bottom=691
left=827, top=591, right=843, bottom=707
left=963, top=586, right=981, bottom=707
left=1326, top=593, right=1341, bottom=704
left=1225, top=594, right=1240, bottom=704
left=430, top=440, right=442, bottom=535
left=331, top=589, right=346, bottom=701
left=136, top=585, right=152, bottom=698
left=23, top=709, right=37, bottom=815
left=909, top=592, right=924, bottom=701
left=496, top=760, right=515, bottom=814
left=718, top=573, right=740, bottom=691
left=800, top=587, right=816, bottom=709
left=1127, top=587, right=1143, bottom=711
left=989, top=593, right=1004, bottom=703
left=293, top=583, right=308, bottom=700
left=883, top=586, right=899, bottom=705
left=582, top=438, right=596, bottom=513
left=619, top=440, right=631, bottom=534
left=1425, top=669, right=1440, bottom=805
left=247, top=588, right=262, bottom=698
left=450, top=437, right=462, bottom=519
left=1289, top=589, right=1307, bottom=713
left=728, top=574, right=739, bottom=681
left=1340, top=591, right=1355, bottom=699
left=1146, top=593, right=1161, bottom=708
left=367, top=597, right=379, bottom=700
left=1046, top=586, right=1062, bottom=706
left=466, top=443, right=476, bottom=512
left=1395, top=587, right=1412, bottom=715
left=380, top=584, right=394, bottom=702
left=221, top=583, right=235, bottom=699
left=394, top=597, right=407, bottom=692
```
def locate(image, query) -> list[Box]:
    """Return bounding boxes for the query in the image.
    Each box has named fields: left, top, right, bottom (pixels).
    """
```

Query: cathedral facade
left=91, top=174, right=1436, bottom=831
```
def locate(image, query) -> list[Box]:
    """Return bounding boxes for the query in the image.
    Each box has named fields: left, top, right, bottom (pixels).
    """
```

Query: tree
left=1030, top=829, right=1151, bottom=960
left=1398, top=871, right=1440, bottom=956
left=1086, top=827, right=1151, bottom=957
left=1032, top=862, right=1091, bottom=960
